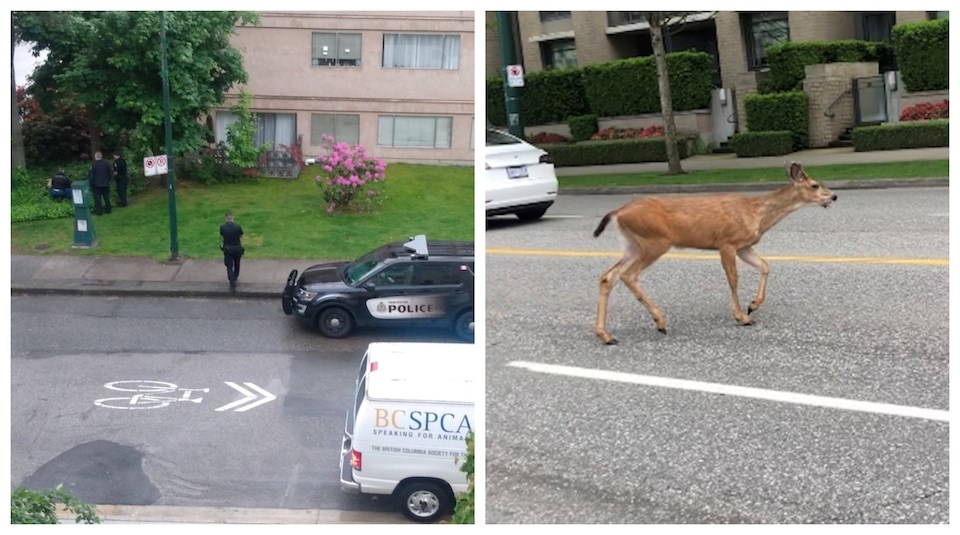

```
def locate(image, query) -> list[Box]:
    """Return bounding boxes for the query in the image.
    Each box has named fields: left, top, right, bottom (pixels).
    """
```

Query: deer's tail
left=593, top=212, right=614, bottom=238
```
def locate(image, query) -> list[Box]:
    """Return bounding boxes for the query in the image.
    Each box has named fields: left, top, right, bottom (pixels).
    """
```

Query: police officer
left=219, top=210, right=244, bottom=292
left=88, top=151, right=112, bottom=215
left=113, top=151, right=128, bottom=207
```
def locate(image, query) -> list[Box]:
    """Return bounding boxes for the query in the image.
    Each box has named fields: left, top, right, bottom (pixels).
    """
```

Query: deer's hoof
left=747, top=306, right=756, bottom=315
left=604, top=337, right=619, bottom=346
left=658, top=327, right=667, bottom=335
left=741, top=320, right=755, bottom=326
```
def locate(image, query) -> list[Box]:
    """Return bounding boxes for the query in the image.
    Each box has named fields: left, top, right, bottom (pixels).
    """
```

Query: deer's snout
left=831, top=194, right=838, bottom=201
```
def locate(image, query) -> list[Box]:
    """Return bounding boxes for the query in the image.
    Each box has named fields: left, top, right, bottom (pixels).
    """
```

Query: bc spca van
left=339, top=342, right=476, bottom=522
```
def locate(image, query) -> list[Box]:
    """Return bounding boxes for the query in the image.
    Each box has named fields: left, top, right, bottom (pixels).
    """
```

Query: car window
left=411, top=263, right=460, bottom=286
left=344, top=249, right=385, bottom=284
left=486, top=128, right=522, bottom=147
left=370, top=263, right=414, bottom=286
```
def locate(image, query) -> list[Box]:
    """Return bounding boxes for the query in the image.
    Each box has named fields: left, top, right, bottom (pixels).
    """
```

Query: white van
left=339, top=342, right=476, bottom=522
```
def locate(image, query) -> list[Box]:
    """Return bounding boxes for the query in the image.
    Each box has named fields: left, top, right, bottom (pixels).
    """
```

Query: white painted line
left=543, top=214, right=584, bottom=219
left=215, top=382, right=256, bottom=412
left=235, top=382, right=277, bottom=412
left=507, top=361, right=949, bottom=423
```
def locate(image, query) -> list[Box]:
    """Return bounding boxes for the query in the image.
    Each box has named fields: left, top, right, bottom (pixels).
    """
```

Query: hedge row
left=487, top=51, right=715, bottom=127
left=744, top=91, right=809, bottom=150
left=730, top=131, right=794, bottom=158
left=761, top=40, right=894, bottom=94
left=893, top=18, right=949, bottom=92
left=568, top=114, right=598, bottom=142
left=539, top=138, right=689, bottom=168
left=852, top=119, right=948, bottom=151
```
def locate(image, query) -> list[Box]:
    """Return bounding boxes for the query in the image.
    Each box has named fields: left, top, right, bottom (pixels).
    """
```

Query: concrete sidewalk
left=56, top=504, right=406, bottom=524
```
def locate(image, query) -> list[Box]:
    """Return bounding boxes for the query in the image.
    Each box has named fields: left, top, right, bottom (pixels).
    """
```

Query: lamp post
left=160, top=11, right=180, bottom=260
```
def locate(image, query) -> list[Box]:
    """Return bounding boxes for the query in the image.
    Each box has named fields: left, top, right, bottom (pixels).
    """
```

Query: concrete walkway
left=56, top=504, right=406, bottom=524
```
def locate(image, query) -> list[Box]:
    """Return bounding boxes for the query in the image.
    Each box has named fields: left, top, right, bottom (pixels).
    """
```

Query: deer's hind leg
left=596, top=250, right=634, bottom=345
left=720, top=245, right=753, bottom=325
left=737, top=246, right=769, bottom=315
left=619, top=238, right=670, bottom=335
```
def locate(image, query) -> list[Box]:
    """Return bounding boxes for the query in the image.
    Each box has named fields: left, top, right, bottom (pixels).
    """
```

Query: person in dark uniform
left=113, top=151, right=128, bottom=207
left=219, top=211, right=245, bottom=292
left=49, top=169, right=73, bottom=200
left=88, top=151, right=112, bottom=215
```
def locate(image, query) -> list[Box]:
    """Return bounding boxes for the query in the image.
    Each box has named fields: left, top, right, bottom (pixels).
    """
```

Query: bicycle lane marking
left=507, top=361, right=949, bottom=423
left=93, top=380, right=276, bottom=412
left=486, top=248, right=949, bottom=266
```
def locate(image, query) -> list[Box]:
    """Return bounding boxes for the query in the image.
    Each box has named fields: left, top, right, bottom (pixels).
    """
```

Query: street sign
left=144, top=156, right=157, bottom=176
left=156, top=154, right=168, bottom=174
left=507, top=64, right=525, bottom=88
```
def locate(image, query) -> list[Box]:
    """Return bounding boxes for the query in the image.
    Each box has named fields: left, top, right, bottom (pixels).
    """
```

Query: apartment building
left=488, top=11, right=945, bottom=145
left=217, top=11, right=474, bottom=165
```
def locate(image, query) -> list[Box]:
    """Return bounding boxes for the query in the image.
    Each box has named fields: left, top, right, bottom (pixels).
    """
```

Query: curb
left=561, top=177, right=948, bottom=196
left=56, top=504, right=407, bottom=524
left=11, top=281, right=281, bottom=300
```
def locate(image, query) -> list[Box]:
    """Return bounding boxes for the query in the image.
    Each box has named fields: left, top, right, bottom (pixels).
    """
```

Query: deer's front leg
left=737, top=246, right=769, bottom=314
left=596, top=257, right=628, bottom=345
left=720, top=246, right=753, bottom=326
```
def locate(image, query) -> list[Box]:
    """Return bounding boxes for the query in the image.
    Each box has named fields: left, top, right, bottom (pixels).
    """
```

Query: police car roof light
left=403, top=234, right=429, bottom=258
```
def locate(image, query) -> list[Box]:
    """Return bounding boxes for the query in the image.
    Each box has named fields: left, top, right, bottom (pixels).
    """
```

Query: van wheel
left=317, top=307, right=353, bottom=338
left=398, top=481, right=449, bottom=522
left=454, top=310, right=474, bottom=343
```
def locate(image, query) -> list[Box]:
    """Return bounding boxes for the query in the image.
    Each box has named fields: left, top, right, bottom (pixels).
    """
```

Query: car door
left=359, top=262, right=420, bottom=326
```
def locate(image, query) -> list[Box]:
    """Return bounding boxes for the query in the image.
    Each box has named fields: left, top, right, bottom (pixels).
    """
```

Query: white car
left=485, top=127, right=558, bottom=221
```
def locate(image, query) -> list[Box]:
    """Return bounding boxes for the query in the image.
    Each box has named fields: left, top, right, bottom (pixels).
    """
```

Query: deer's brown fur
left=593, top=161, right=836, bottom=345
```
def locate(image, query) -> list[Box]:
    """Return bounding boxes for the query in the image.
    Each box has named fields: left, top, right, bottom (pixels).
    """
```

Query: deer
left=593, top=161, right=836, bottom=345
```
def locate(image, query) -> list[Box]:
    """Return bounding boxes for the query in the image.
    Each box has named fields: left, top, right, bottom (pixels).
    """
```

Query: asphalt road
left=9, top=295, right=465, bottom=519
left=484, top=187, right=948, bottom=524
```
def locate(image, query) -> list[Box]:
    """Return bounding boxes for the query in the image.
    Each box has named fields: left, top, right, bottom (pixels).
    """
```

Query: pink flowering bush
left=899, top=100, right=949, bottom=122
left=591, top=125, right=664, bottom=141
left=314, top=135, right=387, bottom=213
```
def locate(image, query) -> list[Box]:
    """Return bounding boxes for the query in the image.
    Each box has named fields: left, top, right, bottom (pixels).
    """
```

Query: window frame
left=310, top=113, right=360, bottom=146
left=540, top=38, right=578, bottom=70
left=381, top=33, right=461, bottom=70
left=377, top=115, right=454, bottom=149
left=741, top=11, right=789, bottom=71
left=311, top=31, right=362, bottom=67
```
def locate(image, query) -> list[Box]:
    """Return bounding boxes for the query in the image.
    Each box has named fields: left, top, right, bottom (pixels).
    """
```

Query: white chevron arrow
left=215, top=382, right=277, bottom=412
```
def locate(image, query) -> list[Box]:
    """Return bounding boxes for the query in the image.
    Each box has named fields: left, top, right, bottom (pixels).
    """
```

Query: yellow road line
left=486, top=248, right=948, bottom=266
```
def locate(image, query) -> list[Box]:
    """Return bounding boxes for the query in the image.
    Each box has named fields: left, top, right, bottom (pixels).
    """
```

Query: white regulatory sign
left=143, top=156, right=157, bottom=176
left=506, top=64, right=525, bottom=88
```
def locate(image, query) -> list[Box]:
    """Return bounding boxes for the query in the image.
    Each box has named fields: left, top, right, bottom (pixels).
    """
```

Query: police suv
left=281, top=235, right=475, bottom=342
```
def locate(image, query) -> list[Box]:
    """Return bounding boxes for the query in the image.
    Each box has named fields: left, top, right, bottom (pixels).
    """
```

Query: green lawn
left=558, top=160, right=949, bottom=189
left=11, top=163, right=474, bottom=261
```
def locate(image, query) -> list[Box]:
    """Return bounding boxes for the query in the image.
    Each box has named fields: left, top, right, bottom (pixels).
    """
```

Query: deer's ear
left=786, top=162, right=805, bottom=183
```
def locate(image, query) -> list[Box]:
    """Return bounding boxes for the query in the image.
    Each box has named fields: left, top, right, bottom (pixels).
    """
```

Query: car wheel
left=454, top=310, right=474, bottom=343
left=281, top=269, right=298, bottom=315
left=516, top=206, right=548, bottom=221
left=317, top=307, right=354, bottom=338
left=397, top=481, right=449, bottom=523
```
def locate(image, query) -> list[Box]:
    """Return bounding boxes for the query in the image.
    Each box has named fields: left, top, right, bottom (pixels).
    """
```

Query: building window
left=741, top=12, right=789, bottom=70
left=927, top=11, right=949, bottom=20
left=541, top=38, right=578, bottom=69
left=311, top=114, right=360, bottom=145
left=312, top=32, right=361, bottom=67
left=857, top=12, right=895, bottom=42
left=539, top=12, right=572, bottom=23
left=256, top=113, right=297, bottom=149
left=382, top=34, right=460, bottom=69
left=378, top=116, right=452, bottom=148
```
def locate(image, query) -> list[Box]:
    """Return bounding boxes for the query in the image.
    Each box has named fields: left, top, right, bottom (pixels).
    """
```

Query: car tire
left=516, top=206, right=548, bottom=221
left=317, top=306, right=354, bottom=338
left=397, top=481, right=450, bottom=523
left=454, top=310, right=474, bottom=343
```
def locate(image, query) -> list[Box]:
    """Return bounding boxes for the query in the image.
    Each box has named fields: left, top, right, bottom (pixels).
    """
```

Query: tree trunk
left=86, top=111, right=102, bottom=157
left=649, top=13, right=684, bottom=175
left=11, top=37, right=26, bottom=168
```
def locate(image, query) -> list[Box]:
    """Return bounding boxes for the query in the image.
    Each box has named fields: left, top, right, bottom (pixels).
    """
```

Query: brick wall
left=788, top=12, right=856, bottom=42
left=571, top=12, right=617, bottom=66
left=803, top=62, right=879, bottom=147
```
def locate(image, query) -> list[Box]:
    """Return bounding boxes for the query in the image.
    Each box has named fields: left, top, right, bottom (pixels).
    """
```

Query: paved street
left=484, top=187, right=948, bottom=523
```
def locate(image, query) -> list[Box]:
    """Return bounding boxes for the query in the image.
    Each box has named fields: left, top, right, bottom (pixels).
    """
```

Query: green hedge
left=893, top=18, right=949, bottom=92
left=852, top=119, right=948, bottom=151
left=539, top=138, right=689, bottom=167
left=761, top=40, right=894, bottom=94
left=521, top=68, right=590, bottom=125
left=568, top=114, right=598, bottom=142
left=730, top=131, right=794, bottom=158
left=744, top=91, right=809, bottom=150
left=582, top=51, right=715, bottom=117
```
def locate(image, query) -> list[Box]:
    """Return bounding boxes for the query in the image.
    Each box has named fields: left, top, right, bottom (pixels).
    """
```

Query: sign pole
left=160, top=11, right=180, bottom=260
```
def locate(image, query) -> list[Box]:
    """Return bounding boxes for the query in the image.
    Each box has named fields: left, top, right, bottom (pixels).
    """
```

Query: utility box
left=71, top=180, right=98, bottom=248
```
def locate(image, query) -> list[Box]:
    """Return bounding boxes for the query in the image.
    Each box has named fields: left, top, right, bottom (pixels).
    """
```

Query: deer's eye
left=811, top=183, right=820, bottom=189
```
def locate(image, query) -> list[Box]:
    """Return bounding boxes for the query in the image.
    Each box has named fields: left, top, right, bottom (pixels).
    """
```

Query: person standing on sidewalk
left=88, top=151, right=112, bottom=215
left=219, top=211, right=245, bottom=292
left=113, top=151, right=129, bottom=207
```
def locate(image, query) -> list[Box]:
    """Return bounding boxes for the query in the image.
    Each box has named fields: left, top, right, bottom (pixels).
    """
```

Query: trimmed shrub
left=899, top=100, right=949, bottom=121
left=568, top=114, right=599, bottom=142
left=527, top=132, right=570, bottom=144
left=486, top=77, right=507, bottom=127
left=760, top=40, right=894, bottom=94
left=521, top=68, right=590, bottom=125
left=744, top=91, right=808, bottom=150
left=582, top=51, right=715, bottom=117
left=893, top=18, right=949, bottom=92
left=541, top=138, right=689, bottom=168
left=730, top=131, right=794, bottom=158
left=852, top=120, right=948, bottom=151
left=591, top=125, right=664, bottom=140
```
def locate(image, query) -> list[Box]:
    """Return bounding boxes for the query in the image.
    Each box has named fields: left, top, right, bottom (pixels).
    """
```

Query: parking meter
left=71, top=180, right=98, bottom=248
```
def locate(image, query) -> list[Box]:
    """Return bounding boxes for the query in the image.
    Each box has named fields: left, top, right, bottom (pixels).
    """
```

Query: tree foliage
left=450, top=432, right=475, bottom=524
left=14, top=11, right=258, bottom=159
left=11, top=485, right=101, bottom=524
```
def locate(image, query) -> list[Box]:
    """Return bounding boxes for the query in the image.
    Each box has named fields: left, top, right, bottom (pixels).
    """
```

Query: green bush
left=852, top=119, right=948, bottom=151
left=744, top=91, right=809, bottom=150
left=568, top=114, right=599, bottom=142
left=761, top=40, right=894, bottom=94
left=730, top=131, right=794, bottom=158
left=893, top=18, right=949, bottom=92
left=542, top=137, right=690, bottom=167
left=521, top=68, right=590, bottom=125
left=11, top=486, right=100, bottom=524
left=11, top=165, right=78, bottom=223
left=486, top=77, right=507, bottom=127
left=582, top=51, right=715, bottom=117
